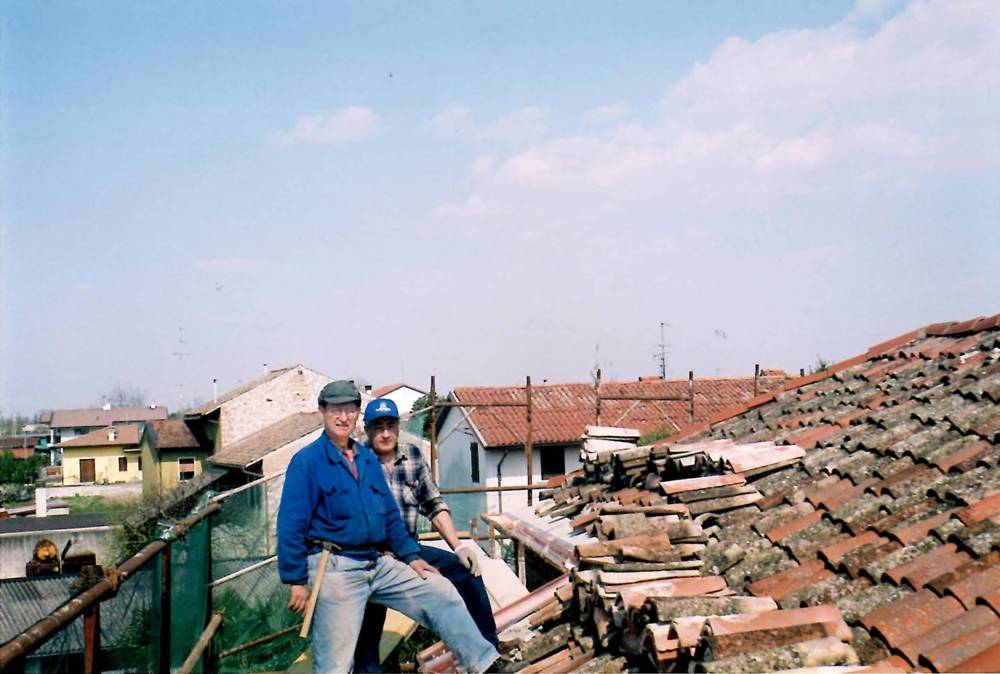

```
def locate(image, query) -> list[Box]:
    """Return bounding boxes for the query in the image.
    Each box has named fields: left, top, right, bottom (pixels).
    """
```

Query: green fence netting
left=209, top=472, right=307, bottom=673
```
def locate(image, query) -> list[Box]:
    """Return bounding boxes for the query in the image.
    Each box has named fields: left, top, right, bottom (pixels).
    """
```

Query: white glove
left=454, top=541, right=481, bottom=577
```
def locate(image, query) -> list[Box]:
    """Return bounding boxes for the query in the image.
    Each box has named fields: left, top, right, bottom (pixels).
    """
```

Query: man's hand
left=409, top=559, right=441, bottom=580
left=288, top=584, right=310, bottom=613
left=454, top=541, right=482, bottom=576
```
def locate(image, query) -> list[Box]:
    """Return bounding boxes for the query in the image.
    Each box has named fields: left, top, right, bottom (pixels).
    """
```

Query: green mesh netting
left=210, top=474, right=307, bottom=673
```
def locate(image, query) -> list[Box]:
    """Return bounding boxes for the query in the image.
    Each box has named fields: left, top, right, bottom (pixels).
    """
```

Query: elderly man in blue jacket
left=277, top=380, right=499, bottom=673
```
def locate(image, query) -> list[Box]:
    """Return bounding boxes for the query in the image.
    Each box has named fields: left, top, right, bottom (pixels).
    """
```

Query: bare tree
left=103, top=385, right=148, bottom=408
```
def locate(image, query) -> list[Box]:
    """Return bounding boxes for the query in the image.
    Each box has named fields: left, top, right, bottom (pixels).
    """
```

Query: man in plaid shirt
left=354, top=398, right=498, bottom=673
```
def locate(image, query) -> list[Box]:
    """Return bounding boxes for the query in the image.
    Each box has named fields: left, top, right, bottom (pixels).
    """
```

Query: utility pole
left=171, top=327, right=191, bottom=410
left=655, top=322, right=671, bottom=379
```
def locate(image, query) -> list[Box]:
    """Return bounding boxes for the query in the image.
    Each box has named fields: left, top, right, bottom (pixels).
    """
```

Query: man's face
left=319, top=402, right=359, bottom=448
left=367, top=417, right=400, bottom=457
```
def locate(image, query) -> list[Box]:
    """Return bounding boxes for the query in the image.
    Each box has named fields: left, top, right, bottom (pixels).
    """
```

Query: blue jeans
left=354, top=545, right=500, bottom=672
left=307, top=551, right=498, bottom=674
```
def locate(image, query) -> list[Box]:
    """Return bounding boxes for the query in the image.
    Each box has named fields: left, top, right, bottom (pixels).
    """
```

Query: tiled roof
left=188, top=365, right=298, bottom=415
left=421, top=311, right=1000, bottom=673
left=51, top=425, right=141, bottom=449
left=209, top=412, right=322, bottom=468
left=146, top=418, right=201, bottom=450
left=0, top=435, right=46, bottom=449
left=372, top=382, right=425, bottom=397
left=453, top=375, right=787, bottom=448
left=48, top=406, right=167, bottom=428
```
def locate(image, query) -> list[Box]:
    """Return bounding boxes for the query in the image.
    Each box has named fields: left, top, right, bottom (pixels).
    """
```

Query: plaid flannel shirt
left=379, top=442, right=450, bottom=539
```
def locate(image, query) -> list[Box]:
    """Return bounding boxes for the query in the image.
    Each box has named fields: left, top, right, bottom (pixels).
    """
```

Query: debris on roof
left=419, top=312, right=1000, bottom=673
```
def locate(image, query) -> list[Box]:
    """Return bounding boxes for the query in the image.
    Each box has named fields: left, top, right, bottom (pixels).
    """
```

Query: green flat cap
left=318, top=380, right=362, bottom=406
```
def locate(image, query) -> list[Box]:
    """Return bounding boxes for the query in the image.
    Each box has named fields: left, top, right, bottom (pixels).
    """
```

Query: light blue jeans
left=308, top=552, right=499, bottom=673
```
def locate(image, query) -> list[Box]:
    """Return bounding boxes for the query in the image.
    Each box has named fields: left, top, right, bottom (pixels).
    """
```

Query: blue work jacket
left=277, top=433, right=420, bottom=585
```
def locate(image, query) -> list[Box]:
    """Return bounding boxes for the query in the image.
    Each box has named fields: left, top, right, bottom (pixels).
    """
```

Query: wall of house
left=219, top=367, right=330, bottom=447
left=0, top=526, right=115, bottom=579
left=434, top=409, right=486, bottom=531
left=61, top=446, right=141, bottom=485
left=480, top=444, right=582, bottom=514
left=140, top=436, right=159, bottom=498
left=154, top=450, right=209, bottom=494
left=385, top=387, right=424, bottom=415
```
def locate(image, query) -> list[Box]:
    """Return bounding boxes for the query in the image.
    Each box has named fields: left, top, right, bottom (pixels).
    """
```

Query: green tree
left=0, top=453, right=45, bottom=484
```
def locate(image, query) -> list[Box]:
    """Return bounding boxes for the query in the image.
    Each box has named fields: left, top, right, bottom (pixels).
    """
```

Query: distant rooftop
left=49, top=406, right=167, bottom=429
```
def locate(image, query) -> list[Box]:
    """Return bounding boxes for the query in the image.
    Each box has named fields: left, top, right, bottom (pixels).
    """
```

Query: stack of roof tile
left=418, top=312, right=1000, bottom=673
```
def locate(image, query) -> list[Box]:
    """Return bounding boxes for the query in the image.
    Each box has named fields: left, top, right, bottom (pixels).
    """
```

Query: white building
left=370, top=383, right=426, bottom=416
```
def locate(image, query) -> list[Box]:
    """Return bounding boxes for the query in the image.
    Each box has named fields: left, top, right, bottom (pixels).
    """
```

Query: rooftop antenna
left=171, top=327, right=191, bottom=409
left=655, top=322, right=671, bottom=379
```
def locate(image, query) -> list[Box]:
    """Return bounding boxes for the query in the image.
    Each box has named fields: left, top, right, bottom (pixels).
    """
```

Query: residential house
left=371, top=383, right=427, bottom=415
left=140, top=419, right=214, bottom=497
left=43, top=405, right=168, bottom=446
left=436, top=372, right=787, bottom=526
left=187, top=364, right=331, bottom=450
left=53, top=425, right=142, bottom=485
left=0, top=434, right=49, bottom=460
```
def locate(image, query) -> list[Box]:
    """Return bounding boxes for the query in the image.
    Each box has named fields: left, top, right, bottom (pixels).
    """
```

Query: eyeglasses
left=324, top=406, right=359, bottom=418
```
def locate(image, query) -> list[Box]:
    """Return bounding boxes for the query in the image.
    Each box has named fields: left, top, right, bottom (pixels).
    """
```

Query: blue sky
left=3, top=0, right=998, bottom=414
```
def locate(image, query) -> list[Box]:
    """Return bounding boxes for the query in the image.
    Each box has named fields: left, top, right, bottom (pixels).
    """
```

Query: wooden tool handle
left=299, top=547, right=330, bottom=639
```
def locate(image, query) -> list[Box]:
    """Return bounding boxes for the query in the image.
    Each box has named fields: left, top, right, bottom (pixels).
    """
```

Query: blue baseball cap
left=364, top=398, right=399, bottom=425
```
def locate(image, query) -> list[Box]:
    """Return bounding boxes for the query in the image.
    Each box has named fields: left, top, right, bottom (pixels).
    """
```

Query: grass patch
left=639, top=424, right=675, bottom=445
left=65, top=494, right=141, bottom=514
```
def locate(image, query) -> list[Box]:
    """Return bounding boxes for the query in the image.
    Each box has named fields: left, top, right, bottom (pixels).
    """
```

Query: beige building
left=54, top=425, right=142, bottom=485
left=140, top=419, right=212, bottom=497
left=188, top=364, right=332, bottom=449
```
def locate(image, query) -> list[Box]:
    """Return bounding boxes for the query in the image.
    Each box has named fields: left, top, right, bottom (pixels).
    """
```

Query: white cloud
left=425, top=105, right=547, bottom=146
left=273, top=107, right=380, bottom=146
left=426, top=105, right=471, bottom=140
left=443, top=0, right=999, bottom=221
left=432, top=193, right=484, bottom=218
left=587, top=103, right=631, bottom=124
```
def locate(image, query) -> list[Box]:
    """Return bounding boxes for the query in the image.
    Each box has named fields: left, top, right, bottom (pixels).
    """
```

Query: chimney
left=213, top=378, right=218, bottom=403
left=108, top=429, right=117, bottom=441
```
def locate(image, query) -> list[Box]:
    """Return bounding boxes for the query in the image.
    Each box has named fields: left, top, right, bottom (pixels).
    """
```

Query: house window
left=74, top=428, right=88, bottom=436
left=118, top=457, right=128, bottom=472
left=179, top=458, right=196, bottom=481
left=540, top=447, right=566, bottom=480
left=138, top=457, right=142, bottom=471
left=470, top=442, right=480, bottom=483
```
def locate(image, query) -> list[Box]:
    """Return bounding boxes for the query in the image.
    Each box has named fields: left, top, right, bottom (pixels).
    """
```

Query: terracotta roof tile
left=783, top=424, right=842, bottom=450
left=209, top=412, right=321, bottom=468
left=943, top=564, right=1000, bottom=609
left=884, top=543, right=972, bottom=589
left=867, top=654, right=914, bottom=672
left=951, top=640, right=1000, bottom=672
left=979, top=590, right=1000, bottom=616
left=888, top=510, right=957, bottom=546
left=918, top=618, right=1000, bottom=672
left=838, top=539, right=903, bottom=578
left=861, top=590, right=964, bottom=649
left=766, top=510, right=825, bottom=544
left=747, top=561, right=835, bottom=601
left=925, top=551, right=1000, bottom=596
left=147, top=418, right=201, bottom=449
left=454, top=375, right=786, bottom=447
left=818, top=531, right=884, bottom=564
left=895, top=604, right=998, bottom=666
left=52, top=424, right=141, bottom=448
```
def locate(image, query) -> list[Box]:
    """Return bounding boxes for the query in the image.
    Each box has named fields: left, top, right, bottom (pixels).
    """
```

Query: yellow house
left=141, top=418, right=211, bottom=498
left=55, top=425, right=142, bottom=485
